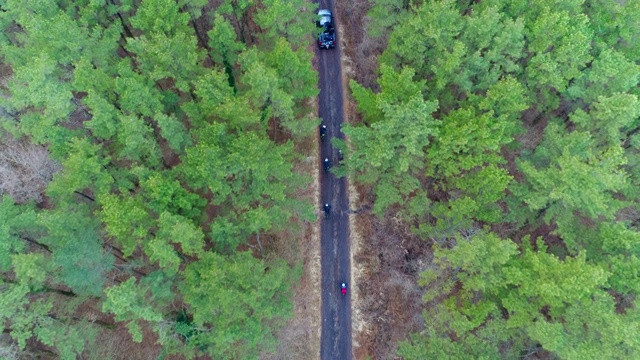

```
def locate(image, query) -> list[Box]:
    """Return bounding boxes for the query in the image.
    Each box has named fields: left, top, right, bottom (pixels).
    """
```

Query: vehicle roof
left=318, top=9, right=332, bottom=27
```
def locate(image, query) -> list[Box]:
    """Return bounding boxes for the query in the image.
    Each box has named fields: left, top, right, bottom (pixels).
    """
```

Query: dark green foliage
left=37, top=203, right=114, bottom=296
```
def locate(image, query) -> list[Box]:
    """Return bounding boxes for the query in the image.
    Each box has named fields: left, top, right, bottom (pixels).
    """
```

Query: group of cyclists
left=320, top=123, right=341, bottom=218
left=320, top=124, right=349, bottom=296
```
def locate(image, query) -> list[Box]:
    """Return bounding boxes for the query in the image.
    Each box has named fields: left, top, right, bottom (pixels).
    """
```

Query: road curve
left=317, top=0, right=352, bottom=359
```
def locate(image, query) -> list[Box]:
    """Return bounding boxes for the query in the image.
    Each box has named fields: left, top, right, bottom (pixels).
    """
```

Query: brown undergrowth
left=350, top=190, right=429, bottom=360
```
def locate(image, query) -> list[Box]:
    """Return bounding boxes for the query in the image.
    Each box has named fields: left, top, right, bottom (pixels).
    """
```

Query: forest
left=339, top=0, right=640, bottom=358
left=2, top=0, right=640, bottom=359
left=0, top=0, right=320, bottom=359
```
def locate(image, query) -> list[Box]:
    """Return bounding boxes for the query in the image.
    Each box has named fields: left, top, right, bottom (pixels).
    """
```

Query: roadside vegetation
left=340, top=0, right=640, bottom=358
left=0, top=0, right=321, bottom=358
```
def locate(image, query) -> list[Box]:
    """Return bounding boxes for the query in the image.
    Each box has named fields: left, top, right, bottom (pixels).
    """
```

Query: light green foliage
left=0, top=202, right=102, bottom=358
left=103, top=277, right=166, bottom=342
left=46, top=137, right=114, bottom=200
left=379, top=0, right=464, bottom=82
left=350, top=80, right=382, bottom=124
left=0, top=0, right=120, bottom=156
left=527, top=292, right=640, bottom=359
left=4, top=55, right=75, bottom=147
left=218, top=0, right=256, bottom=19
left=573, top=221, right=640, bottom=296
left=179, top=123, right=312, bottom=248
left=155, top=113, right=192, bottom=153
left=99, top=194, right=153, bottom=256
left=12, top=253, right=48, bottom=287
left=181, top=252, right=297, bottom=359
left=113, top=64, right=164, bottom=117
left=421, top=231, right=518, bottom=303
left=128, top=0, right=204, bottom=92
left=512, top=121, right=627, bottom=250
left=116, top=114, right=161, bottom=164
left=141, top=172, right=205, bottom=220
left=347, top=71, right=523, bottom=230
left=399, top=325, right=509, bottom=360
left=145, top=212, right=205, bottom=273
left=366, top=0, right=640, bottom=358
left=237, top=48, right=299, bottom=133
left=0, top=198, right=38, bottom=272
left=380, top=0, right=525, bottom=107
left=503, top=244, right=640, bottom=358
left=0, top=283, right=96, bottom=360
left=177, top=0, right=208, bottom=19
left=145, top=237, right=182, bottom=274
left=503, top=244, right=608, bottom=324
left=401, top=231, right=520, bottom=359
left=130, top=0, right=190, bottom=35
left=0, top=283, right=54, bottom=350
left=478, top=76, right=529, bottom=120
left=421, top=78, right=524, bottom=233
left=525, top=7, right=593, bottom=94
left=0, top=0, right=332, bottom=357
left=403, top=231, right=640, bottom=358
left=127, top=30, right=203, bottom=92
left=1, top=1, right=90, bottom=65
left=429, top=164, right=512, bottom=232
left=583, top=0, right=640, bottom=60
left=457, top=6, right=525, bottom=92
left=207, top=14, right=246, bottom=70
left=355, top=2, right=528, bottom=230
left=367, top=0, right=410, bottom=39
left=40, top=323, right=94, bottom=360
left=350, top=63, right=426, bottom=125
left=571, top=93, right=640, bottom=147
left=427, top=103, right=513, bottom=178
left=82, top=91, right=120, bottom=140
left=255, top=0, right=316, bottom=47
left=185, top=68, right=258, bottom=129
left=344, top=66, right=438, bottom=215
left=264, top=37, right=319, bottom=103
left=157, top=212, right=204, bottom=256
left=566, top=49, right=640, bottom=103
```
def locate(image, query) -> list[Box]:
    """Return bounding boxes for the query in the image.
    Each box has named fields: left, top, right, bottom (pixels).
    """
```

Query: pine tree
left=180, top=251, right=298, bottom=359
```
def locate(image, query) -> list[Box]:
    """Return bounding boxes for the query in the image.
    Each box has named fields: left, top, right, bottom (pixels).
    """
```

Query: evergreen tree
left=180, top=251, right=298, bottom=359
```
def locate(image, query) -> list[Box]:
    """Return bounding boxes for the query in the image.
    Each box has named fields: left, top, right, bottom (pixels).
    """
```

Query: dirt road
left=317, top=1, right=352, bottom=359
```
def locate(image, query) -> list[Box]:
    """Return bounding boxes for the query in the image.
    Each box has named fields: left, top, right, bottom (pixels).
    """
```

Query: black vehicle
left=316, top=10, right=336, bottom=49
left=320, top=124, right=327, bottom=141
left=337, top=149, right=344, bottom=163
left=323, top=203, right=331, bottom=217
left=323, top=157, right=330, bottom=173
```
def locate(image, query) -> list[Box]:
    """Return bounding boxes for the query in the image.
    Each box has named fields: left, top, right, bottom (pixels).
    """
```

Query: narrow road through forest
left=316, top=0, right=352, bottom=359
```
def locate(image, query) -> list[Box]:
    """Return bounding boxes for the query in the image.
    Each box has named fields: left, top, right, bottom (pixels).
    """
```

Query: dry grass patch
left=353, top=212, right=428, bottom=360
left=0, top=133, right=61, bottom=204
